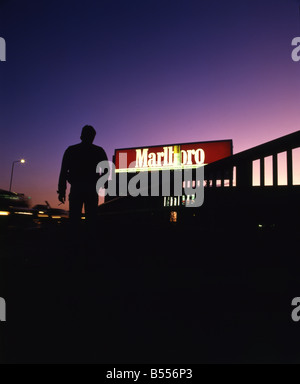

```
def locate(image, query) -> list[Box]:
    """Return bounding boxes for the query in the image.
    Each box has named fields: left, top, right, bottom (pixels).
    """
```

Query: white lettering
left=184, top=167, right=205, bottom=208
left=292, top=297, right=300, bottom=322
left=162, top=171, right=171, bottom=196
left=156, top=152, right=164, bottom=167
left=96, top=161, right=116, bottom=197
left=0, top=297, right=6, bottom=321
left=181, top=150, right=188, bottom=165
left=150, top=171, right=160, bottom=196
left=106, top=369, right=141, bottom=381
left=292, top=37, right=300, bottom=62
left=148, top=152, right=156, bottom=167
left=97, top=157, right=205, bottom=208
left=168, top=146, right=174, bottom=166
left=186, top=149, right=195, bottom=165
left=118, top=153, right=128, bottom=196
left=128, top=171, right=149, bottom=197
left=135, top=148, right=148, bottom=168
left=195, top=148, right=205, bottom=164
left=135, top=146, right=206, bottom=169
left=0, top=37, right=6, bottom=62
left=163, top=147, right=169, bottom=166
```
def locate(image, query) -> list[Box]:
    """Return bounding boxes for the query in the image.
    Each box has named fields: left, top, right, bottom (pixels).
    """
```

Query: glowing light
left=20, top=159, right=26, bottom=164
left=38, top=214, right=48, bottom=218
left=116, top=164, right=206, bottom=173
left=15, top=212, right=33, bottom=216
left=0, top=211, right=10, bottom=216
left=38, top=211, right=45, bottom=214
left=115, top=141, right=232, bottom=173
left=52, top=216, right=61, bottom=220
left=170, top=211, right=178, bottom=223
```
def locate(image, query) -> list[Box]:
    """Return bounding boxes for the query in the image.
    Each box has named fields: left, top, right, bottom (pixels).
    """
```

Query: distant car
left=31, top=204, right=50, bottom=219
left=0, top=189, right=30, bottom=209
left=0, top=192, right=69, bottom=229
left=31, top=202, right=69, bottom=225
left=0, top=189, right=34, bottom=229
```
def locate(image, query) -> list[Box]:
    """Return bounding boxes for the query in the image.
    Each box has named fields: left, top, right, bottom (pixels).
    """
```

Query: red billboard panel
left=115, top=140, right=233, bottom=172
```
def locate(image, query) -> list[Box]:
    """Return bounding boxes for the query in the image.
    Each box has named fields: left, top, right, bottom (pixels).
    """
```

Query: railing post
left=273, top=154, right=278, bottom=187
left=260, top=158, right=265, bottom=187
left=287, top=149, right=293, bottom=187
left=212, top=176, right=216, bottom=188
left=229, top=173, right=233, bottom=187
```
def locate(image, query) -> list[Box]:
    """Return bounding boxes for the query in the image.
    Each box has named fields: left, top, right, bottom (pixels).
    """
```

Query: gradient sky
left=1, top=0, right=300, bottom=207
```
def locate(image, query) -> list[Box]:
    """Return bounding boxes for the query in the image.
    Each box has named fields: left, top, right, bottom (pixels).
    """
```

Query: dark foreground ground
left=1, top=211, right=300, bottom=364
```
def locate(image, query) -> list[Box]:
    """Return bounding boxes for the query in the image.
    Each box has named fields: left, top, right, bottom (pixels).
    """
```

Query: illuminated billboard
left=115, top=140, right=233, bottom=173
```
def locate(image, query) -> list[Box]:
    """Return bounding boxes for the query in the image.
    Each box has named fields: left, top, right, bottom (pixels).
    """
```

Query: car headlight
left=0, top=211, right=10, bottom=216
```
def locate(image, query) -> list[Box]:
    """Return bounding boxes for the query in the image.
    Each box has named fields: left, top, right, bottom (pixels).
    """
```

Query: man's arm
left=97, top=148, right=110, bottom=189
left=58, top=149, right=70, bottom=204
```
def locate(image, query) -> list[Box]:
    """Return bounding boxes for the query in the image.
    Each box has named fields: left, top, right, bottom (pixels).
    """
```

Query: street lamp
left=9, top=159, right=26, bottom=192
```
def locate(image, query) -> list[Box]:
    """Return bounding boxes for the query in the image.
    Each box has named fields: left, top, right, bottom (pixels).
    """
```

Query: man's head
left=81, top=125, right=96, bottom=144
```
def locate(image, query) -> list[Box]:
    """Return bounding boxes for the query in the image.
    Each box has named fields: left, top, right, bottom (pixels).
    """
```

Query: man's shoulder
left=92, top=144, right=104, bottom=150
left=92, top=145, right=107, bottom=155
left=65, top=143, right=81, bottom=154
left=67, top=143, right=81, bottom=150
left=65, top=143, right=107, bottom=158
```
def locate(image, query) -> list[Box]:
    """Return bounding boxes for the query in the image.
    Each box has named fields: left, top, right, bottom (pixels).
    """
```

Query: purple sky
left=1, top=0, right=300, bottom=207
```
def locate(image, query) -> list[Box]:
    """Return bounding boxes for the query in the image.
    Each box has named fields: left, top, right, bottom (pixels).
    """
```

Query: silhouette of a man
left=58, top=125, right=108, bottom=226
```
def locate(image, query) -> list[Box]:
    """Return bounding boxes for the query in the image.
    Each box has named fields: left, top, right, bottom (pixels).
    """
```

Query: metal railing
left=204, top=131, right=300, bottom=189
